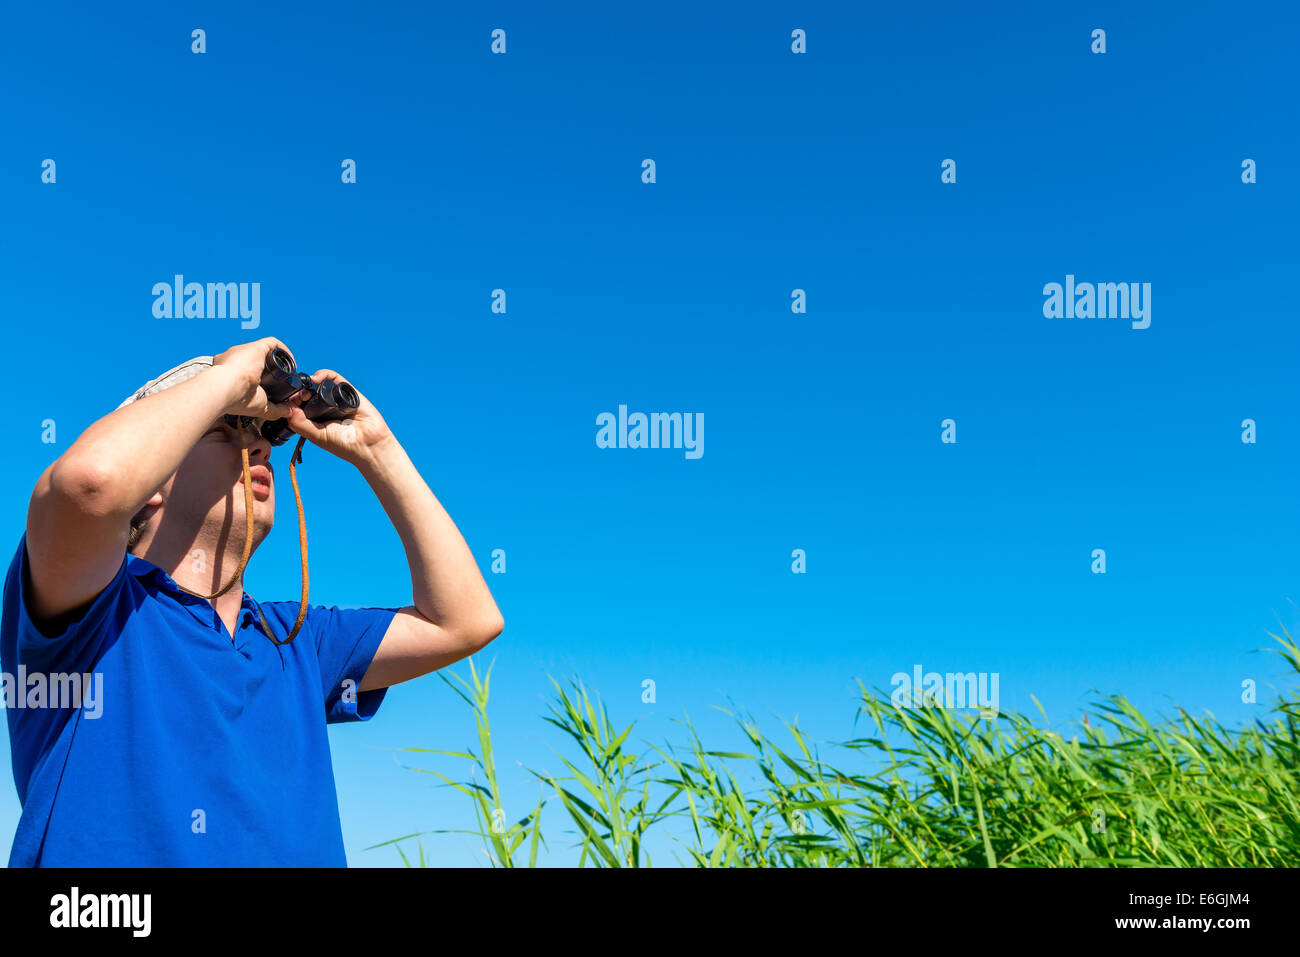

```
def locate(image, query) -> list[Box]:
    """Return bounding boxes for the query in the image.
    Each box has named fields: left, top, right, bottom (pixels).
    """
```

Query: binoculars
left=223, top=347, right=360, bottom=446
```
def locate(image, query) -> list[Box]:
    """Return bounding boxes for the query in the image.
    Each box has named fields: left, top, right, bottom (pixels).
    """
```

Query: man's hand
left=283, top=369, right=395, bottom=468
left=212, top=337, right=300, bottom=420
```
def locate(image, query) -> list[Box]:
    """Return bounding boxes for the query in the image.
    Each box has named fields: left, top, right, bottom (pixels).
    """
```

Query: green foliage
left=369, top=657, right=546, bottom=868
left=376, top=627, right=1300, bottom=867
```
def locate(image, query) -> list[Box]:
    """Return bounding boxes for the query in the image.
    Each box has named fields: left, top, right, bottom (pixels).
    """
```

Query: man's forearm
left=52, top=366, right=241, bottom=516
left=357, top=437, right=502, bottom=640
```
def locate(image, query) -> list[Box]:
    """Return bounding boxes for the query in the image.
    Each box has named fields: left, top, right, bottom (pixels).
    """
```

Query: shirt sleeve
left=3, top=531, right=132, bottom=675
left=305, top=603, right=401, bottom=724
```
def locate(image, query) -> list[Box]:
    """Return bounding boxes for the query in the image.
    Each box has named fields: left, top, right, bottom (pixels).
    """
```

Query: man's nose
left=232, top=422, right=272, bottom=462
left=247, top=433, right=273, bottom=462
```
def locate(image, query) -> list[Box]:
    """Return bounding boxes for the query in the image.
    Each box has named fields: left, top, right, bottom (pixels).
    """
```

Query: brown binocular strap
left=177, top=428, right=310, bottom=646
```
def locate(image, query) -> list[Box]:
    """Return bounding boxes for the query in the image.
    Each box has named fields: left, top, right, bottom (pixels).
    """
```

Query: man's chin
left=248, top=517, right=274, bottom=549
left=229, top=507, right=274, bottom=540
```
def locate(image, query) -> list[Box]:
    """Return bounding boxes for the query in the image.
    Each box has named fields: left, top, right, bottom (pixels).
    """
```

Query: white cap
left=116, top=356, right=215, bottom=410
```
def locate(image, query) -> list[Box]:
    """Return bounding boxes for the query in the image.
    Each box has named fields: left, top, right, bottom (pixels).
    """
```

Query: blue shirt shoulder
left=0, top=531, right=399, bottom=867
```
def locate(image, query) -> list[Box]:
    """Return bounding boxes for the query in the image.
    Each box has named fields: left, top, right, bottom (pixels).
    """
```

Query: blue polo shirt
left=1, top=531, right=399, bottom=867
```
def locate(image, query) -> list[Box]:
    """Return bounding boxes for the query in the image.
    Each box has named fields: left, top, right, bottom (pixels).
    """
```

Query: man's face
left=160, top=416, right=276, bottom=549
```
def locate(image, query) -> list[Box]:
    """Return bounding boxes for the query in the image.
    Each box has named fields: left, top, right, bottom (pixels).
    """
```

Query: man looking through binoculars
left=1, top=337, right=504, bottom=866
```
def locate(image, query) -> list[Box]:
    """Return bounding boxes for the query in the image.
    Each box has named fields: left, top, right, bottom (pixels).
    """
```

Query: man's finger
left=286, top=406, right=324, bottom=436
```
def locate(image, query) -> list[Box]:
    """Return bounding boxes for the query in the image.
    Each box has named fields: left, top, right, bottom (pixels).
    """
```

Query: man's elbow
left=466, top=610, right=504, bottom=650
left=45, top=458, right=125, bottom=519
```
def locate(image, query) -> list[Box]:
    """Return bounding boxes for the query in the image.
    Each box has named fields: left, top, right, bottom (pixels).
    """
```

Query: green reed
left=373, top=626, right=1299, bottom=867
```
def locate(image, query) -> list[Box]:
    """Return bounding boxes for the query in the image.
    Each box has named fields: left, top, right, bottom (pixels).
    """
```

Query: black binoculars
left=223, top=347, right=360, bottom=446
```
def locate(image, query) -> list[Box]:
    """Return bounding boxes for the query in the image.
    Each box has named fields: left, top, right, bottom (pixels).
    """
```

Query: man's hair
left=127, top=508, right=150, bottom=555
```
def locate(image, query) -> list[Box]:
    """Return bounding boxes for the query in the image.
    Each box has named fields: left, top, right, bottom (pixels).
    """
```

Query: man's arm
left=279, top=368, right=503, bottom=691
left=354, top=436, right=504, bottom=691
left=25, top=338, right=294, bottom=625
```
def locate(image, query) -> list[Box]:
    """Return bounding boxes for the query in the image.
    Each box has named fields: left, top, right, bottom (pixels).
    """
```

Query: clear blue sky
left=1, top=1, right=1297, bottom=866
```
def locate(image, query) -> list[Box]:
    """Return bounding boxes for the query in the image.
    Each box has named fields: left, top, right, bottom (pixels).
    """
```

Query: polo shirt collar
left=126, top=553, right=270, bottom=639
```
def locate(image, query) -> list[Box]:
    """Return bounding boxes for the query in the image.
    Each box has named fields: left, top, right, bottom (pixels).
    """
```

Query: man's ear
left=146, top=489, right=164, bottom=508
